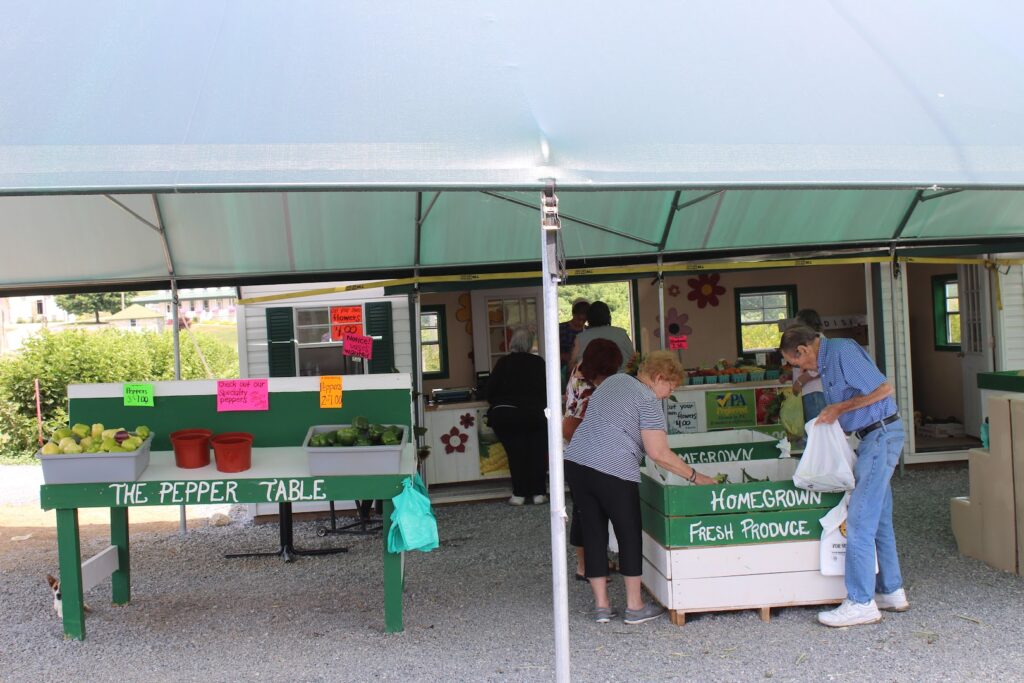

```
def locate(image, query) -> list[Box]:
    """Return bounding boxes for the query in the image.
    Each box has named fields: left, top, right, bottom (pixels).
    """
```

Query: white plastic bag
left=819, top=492, right=850, bottom=575
left=819, top=492, right=877, bottom=576
left=793, top=417, right=856, bottom=492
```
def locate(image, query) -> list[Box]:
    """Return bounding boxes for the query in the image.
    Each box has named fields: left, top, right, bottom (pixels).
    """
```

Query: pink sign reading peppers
left=216, top=379, right=269, bottom=412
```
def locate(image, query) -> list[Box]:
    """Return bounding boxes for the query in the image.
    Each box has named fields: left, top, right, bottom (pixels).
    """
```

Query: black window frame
left=420, top=304, right=449, bottom=380
left=734, top=285, right=798, bottom=355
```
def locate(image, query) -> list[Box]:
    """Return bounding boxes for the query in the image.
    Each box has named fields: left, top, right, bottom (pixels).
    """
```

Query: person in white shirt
left=789, top=309, right=826, bottom=421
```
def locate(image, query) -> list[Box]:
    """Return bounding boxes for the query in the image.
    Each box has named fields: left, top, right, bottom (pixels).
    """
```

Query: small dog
left=46, top=574, right=91, bottom=620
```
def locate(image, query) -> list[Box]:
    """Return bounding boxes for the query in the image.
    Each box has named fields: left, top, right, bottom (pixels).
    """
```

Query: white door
left=471, top=287, right=545, bottom=372
left=957, top=265, right=995, bottom=437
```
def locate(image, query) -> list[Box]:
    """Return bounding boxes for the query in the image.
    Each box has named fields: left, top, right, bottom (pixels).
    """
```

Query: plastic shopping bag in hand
left=387, top=474, right=439, bottom=553
left=793, top=417, right=856, bottom=492
left=819, top=491, right=877, bottom=576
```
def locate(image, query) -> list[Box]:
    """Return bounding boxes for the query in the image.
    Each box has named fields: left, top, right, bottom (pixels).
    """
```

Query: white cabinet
left=422, top=402, right=510, bottom=485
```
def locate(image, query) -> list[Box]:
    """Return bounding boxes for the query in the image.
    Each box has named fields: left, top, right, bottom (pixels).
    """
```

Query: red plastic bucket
left=170, top=429, right=213, bottom=469
left=211, top=433, right=253, bottom=473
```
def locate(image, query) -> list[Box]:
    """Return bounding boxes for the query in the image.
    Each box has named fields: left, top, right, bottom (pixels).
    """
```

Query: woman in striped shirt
left=564, top=351, right=717, bottom=624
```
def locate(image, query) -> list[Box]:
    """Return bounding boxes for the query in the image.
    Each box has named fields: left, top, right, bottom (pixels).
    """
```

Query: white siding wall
left=994, top=255, right=1024, bottom=371
left=236, top=282, right=412, bottom=379
left=878, top=263, right=914, bottom=455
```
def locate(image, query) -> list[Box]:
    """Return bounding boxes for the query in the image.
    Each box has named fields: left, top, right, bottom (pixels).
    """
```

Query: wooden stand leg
left=110, top=507, right=131, bottom=605
left=759, top=607, right=771, bottom=623
left=381, top=498, right=404, bottom=633
left=669, top=610, right=686, bottom=626
left=56, top=508, right=85, bottom=640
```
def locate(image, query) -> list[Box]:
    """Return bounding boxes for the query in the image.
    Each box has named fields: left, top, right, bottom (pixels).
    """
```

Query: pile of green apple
left=39, top=423, right=153, bottom=455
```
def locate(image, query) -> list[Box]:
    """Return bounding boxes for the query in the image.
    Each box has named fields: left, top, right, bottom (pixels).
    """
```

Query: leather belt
left=853, top=414, right=901, bottom=440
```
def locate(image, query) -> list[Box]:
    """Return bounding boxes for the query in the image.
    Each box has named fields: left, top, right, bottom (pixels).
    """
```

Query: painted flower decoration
left=687, top=273, right=726, bottom=309
left=654, top=307, right=692, bottom=340
left=455, top=293, right=473, bottom=335
left=667, top=283, right=681, bottom=298
left=441, top=426, right=469, bottom=454
left=459, top=412, right=475, bottom=428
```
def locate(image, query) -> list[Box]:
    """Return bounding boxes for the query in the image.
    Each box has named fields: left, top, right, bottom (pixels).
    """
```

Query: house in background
left=133, top=287, right=237, bottom=324
left=105, top=304, right=165, bottom=332
left=2, top=295, right=69, bottom=324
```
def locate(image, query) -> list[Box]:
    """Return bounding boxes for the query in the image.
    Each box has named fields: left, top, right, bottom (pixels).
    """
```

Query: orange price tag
left=319, top=375, right=343, bottom=409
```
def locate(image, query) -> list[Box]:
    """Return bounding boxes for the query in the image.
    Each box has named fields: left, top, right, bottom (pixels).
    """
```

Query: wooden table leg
left=110, top=507, right=131, bottom=605
left=381, top=498, right=404, bottom=633
left=56, top=508, right=85, bottom=640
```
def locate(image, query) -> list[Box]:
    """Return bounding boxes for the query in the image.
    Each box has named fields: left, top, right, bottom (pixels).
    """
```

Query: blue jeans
left=802, top=391, right=826, bottom=422
left=845, top=422, right=904, bottom=603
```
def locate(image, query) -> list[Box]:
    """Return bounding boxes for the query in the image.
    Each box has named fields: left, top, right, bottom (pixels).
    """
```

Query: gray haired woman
left=486, top=326, right=549, bottom=505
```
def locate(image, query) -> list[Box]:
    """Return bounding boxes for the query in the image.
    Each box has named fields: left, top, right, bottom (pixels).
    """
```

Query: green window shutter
left=365, top=301, right=394, bottom=374
left=266, top=307, right=296, bottom=377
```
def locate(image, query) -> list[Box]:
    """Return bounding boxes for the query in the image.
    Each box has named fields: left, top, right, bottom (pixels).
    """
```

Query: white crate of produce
left=304, top=424, right=407, bottom=476
left=37, top=436, right=153, bottom=485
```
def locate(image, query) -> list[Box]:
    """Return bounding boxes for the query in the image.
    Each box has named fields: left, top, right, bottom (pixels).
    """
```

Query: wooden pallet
left=661, top=598, right=844, bottom=626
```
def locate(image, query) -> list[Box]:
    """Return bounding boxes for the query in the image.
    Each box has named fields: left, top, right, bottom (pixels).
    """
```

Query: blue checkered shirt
left=817, top=336, right=897, bottom=433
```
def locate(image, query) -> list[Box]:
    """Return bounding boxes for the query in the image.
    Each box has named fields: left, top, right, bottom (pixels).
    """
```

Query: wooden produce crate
left=667, top=429, right=787, bottom=465
left=640, top=455, right=846, bottom=624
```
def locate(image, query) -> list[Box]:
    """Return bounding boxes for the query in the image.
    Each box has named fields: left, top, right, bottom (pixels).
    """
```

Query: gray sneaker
left=623, top=603, right=665, bottom=625
left=593, top=607, right=618, bottom=623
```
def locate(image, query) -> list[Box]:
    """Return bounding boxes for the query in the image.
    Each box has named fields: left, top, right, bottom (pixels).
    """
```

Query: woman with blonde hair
left=564, top=351, right=716, bottom=624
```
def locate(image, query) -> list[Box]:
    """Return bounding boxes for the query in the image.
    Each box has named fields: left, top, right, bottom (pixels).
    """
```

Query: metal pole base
left=225, top=502, right=349, bottom=562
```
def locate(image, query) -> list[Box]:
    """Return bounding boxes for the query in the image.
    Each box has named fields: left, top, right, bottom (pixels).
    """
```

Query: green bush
left=0, top=329, right=238, bottom=463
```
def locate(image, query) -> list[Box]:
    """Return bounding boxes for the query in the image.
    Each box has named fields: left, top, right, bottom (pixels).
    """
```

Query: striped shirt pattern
left=817, top=336, right=897, bottom=433
left=564, top=373, right=665, bottom=482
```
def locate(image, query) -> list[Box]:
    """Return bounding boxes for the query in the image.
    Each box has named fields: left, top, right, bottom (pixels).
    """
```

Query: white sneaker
left=874, top=588, right=910, bottom=612
left=532, top=494, right=548, bottom=505
left=507, top=495, right=526, bottom=506
left=817, top=599, right=881, bottom=627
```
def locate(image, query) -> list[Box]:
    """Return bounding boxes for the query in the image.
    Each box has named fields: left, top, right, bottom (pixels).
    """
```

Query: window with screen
left=735, top=286, right=798, bottom=354
left=933, top=275, right=961, bottom=351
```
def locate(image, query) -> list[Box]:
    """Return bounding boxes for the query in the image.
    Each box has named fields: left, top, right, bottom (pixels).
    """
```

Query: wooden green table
left=40, top=445, right=415, bottom=640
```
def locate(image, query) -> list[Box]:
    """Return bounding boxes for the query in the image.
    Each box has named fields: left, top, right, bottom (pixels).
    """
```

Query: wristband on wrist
left=687, top=469, right=698, bottom=483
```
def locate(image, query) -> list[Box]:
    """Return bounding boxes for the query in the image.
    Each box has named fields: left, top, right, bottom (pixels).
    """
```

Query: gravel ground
left=2, top=464, right=1023, bottom=682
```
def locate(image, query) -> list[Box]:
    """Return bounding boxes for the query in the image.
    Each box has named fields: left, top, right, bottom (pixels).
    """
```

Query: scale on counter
left=431, top=387, right=474, bottom=404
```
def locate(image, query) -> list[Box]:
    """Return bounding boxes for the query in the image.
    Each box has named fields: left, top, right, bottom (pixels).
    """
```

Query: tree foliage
left=54, top=292, right=136, bottom=323
left=0, top=328, right=238, bottom=463
left=557, top=282, right=633, bottom=332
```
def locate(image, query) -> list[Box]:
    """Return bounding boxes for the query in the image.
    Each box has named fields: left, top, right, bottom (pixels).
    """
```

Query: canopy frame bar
left=657, top=190, right=683, bottom=251
left=698, top=190, right=728, bottom=250
left=891, top=190, right=926, bottom=241
left=481, top=191, right=660, bottom=248
left=675, top=189, right=724, bottom=212
left=921, top=188, right=964, bottom=202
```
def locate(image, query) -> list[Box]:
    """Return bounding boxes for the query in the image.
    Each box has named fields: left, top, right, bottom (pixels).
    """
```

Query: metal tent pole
left=540, top=183, right=570, bottom=683
left=657, top=255, right=667, bottom=350
left=103, top=193, right=186, bottom=533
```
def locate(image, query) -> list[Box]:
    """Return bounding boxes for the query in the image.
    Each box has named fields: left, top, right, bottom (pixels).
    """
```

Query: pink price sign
left=216, top=379, right=269, bottom=412
left=669, top=335, right=688, bottom=350
left=342, top=332, right=374, bottom=360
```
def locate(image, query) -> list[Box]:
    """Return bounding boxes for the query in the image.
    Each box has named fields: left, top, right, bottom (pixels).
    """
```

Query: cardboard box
left=967, top=447, right=1017, bottom=573
left=989, top=396, right=1013, bottom=462
left=950, top=497, right=981, bottom=560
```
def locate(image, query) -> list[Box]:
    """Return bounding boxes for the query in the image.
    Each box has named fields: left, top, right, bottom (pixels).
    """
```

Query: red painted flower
left=687, top=273, right=726, bottom=309
left=654, top=308, right=692, bottom=339
left=459, top=412, right=475, bottom=428
left=667, top=283, right=681, bottom=298
left=441, top=426, right=469, bottom=454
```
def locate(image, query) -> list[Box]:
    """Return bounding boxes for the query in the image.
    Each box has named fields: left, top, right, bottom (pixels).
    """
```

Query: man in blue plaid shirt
left=781, top=325, right=909, bottom=627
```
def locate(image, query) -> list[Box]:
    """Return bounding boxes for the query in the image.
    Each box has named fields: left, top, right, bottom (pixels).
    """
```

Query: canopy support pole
left=540, top=182, right=570, bottom=683
left=104, top=193, right=186, bottom=534
left=657, top=255, right=667, bottom=350
left=411, top=193, right=425, bottom=476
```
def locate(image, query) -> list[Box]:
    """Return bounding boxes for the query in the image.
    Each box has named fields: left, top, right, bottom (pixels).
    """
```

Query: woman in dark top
left=486, top=327, right=548, bottom=505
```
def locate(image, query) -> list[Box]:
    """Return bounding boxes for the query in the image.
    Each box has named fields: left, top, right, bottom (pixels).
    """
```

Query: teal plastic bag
left=387, top=474, right=439, bottom=553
